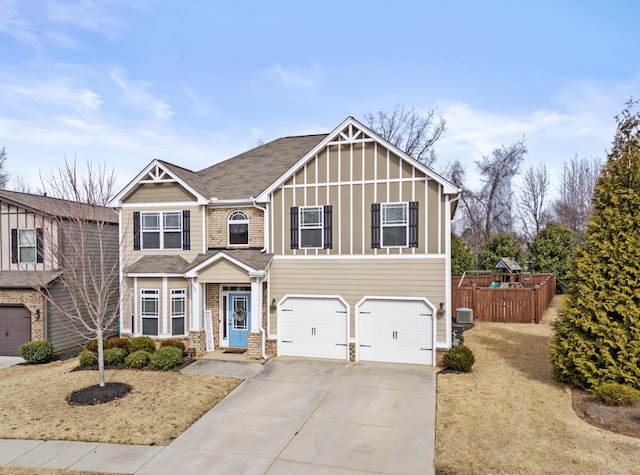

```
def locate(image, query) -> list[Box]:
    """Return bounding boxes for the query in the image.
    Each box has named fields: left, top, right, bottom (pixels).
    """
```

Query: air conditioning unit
left=456, top=308, right=473, bottom=324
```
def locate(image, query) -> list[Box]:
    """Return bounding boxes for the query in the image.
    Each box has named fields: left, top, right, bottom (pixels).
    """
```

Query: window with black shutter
left=182, top=210, right=190, bottom=250
left=323, top=205, right=332, bottom=249
left=408, top=201, right=419, bottom=248
left=290, top=206, right=299, bottom=249
left=371, top=203, right=381, bottom=248
left=133, top=211, right=141, bottom=250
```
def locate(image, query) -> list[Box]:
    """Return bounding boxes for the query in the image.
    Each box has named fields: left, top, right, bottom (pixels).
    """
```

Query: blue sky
left=0, top=0, right=638, bottom=194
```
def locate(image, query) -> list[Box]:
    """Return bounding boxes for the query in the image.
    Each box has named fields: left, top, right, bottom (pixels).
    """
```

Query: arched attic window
left=228, top=211, right=249, bottom=246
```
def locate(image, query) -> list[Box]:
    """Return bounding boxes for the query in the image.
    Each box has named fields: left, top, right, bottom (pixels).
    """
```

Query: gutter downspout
left=252, top=200, right=269, bottom=359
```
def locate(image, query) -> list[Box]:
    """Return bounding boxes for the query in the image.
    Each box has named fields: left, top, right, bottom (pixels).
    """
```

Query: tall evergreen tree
left=529, top=222, right=576, bottom=294
left=551, top=101, right=640, bottom=390
left=479, top=233, right=523, bottom=270
left=451, top=233, right=475, bottom=276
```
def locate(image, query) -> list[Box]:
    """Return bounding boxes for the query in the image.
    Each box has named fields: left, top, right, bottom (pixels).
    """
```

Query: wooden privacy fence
left=452, top=273, right=556, bottom=324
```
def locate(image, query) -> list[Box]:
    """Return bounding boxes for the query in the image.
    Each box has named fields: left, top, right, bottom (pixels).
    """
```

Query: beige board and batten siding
left=124, top=182, right=198, bottom=203
left=195, top=259, right=251, bottom=284
left=270, top=141, right=445, bottom=256
left=0, top=202, right=59, bottom=271
left=269, top=257, right=447, bottom=343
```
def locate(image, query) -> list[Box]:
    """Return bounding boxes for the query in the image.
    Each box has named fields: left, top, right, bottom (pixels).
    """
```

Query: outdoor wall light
left=35, top=309, right=41, bottom=320
left=437, top=303, right=445, bottom=315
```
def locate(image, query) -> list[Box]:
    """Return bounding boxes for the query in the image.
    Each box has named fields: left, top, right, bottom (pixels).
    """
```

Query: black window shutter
left=11, top=229, right=18, bottom=263
left=290, top=207, right=299, bottom=249
left=371, top=203, right=381, bottom=248
left=36, top=228, right=44, bottom=263
left=409, top=201, right=419, bottom=248
left=182, top=210, right=191, bottom=250
left=323, top=205, right=332, bottom=249
left=133, top=211, right=141, bottom=251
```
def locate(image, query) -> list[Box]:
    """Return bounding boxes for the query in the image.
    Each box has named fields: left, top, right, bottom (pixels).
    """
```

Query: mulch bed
left=67, top=382, right=132, bottom=406
left=573, top=389, right=640, bottom=439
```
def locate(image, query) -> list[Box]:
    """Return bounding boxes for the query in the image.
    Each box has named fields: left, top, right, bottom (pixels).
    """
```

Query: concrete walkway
left=0, top=357, right=436, bottom=474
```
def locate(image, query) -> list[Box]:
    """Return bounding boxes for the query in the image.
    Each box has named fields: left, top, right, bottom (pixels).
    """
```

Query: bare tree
left=553, top=155, right=602, bottom=237
left=34, top=159, right=120, bottom=387
left=11, top=175, right=34, bottom=194
left=517, top=163, right=551, bottom=241
left=364, top=104, right=446, bottom=167
left=454, top=140, right=527, bottom=262
left=0, top=147, right=10, bottom=188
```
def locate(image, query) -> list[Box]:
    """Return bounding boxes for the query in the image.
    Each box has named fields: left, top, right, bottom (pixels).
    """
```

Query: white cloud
left=110, top=69, right=174, bottom=120
left=0, top=77, right=103, bottom=111
left=267, top=63, right=319, bottom=89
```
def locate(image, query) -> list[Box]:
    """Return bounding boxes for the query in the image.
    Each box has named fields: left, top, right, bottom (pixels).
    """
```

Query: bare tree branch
left=364, top=104, right=446, bottom=167
left=517, top=163, right=551, bottom=241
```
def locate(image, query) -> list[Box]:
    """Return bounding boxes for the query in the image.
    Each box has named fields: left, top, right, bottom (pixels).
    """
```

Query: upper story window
left=290, top=205, right=332, bottom=250
left=371, top=202, right=419, bottom=248
left=133, top=210, right=190, bottom=251
left=228, top=211, right=249, bottom=246
left=11, top=228, right=44, bottom=264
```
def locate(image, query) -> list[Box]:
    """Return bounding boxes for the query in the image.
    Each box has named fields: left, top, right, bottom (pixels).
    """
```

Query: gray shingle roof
left=192, top=134, right=327, bottom=200
left=0, top=189, right=118, bottom=224
left=125, top=255, right=190, bottom=275
left=0, top=271, right=62, bottom=288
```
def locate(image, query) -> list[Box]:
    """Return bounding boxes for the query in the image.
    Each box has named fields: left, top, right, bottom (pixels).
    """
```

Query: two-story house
left=110, top=117, right=460, bottom=365
left=0, top=190, right=119, bottom=356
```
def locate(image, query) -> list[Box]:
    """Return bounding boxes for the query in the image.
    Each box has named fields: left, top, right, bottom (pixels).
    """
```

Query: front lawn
left=0, top=359, right=240, bottom=446
left=436, top=296, right=640, bottom=474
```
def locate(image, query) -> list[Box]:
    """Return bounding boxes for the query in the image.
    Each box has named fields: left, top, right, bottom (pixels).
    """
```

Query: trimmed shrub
left=83, top=339, right=100, bottom=354
left=443, top=345, right=475, bottom=372
left=149, top=346, right=183, bottom=370
left=106, top=337, right=131, bottom=354
left=20, top=340, right=54, bottom=364
left=79, top=350, right=97, bottom=367
left=129, top=336, right=156, bottom=353
left=125, top=350, right=152, bottom=369
left=160, top=338, right=186, bottom=354
left=103, top=347, right=127, bottom=366
left=591, top=382, right=640, bottom=406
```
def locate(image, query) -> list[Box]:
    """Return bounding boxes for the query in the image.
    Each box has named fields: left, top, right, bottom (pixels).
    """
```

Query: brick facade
left=188, top=330, right=207, bottom=356
left=0, top=289, right=45, bottom=342
left=247, top=332, right=262, bottom=359
left=205, top=284, right=220, bottom=348
left=207, top=207, right=264, bottom=249
left=349, top=342, right=356, bottom=362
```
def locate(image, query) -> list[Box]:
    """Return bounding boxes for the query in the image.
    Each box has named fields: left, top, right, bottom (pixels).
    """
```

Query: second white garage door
left=279, top=296, right=348, bottom=360
left=358, top=298, right=435, bottom=365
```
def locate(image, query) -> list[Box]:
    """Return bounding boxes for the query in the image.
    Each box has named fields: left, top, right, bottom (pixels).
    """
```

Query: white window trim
left=227, top=210, right=250, bottom=247
left=381, top=202, right=409, bottom=248
left=299, top=206, right=323, bottom=249
left=170, top=288, right=186, bottom=336
left=140, top=289, right=159, bottom=336
left=141, top=211, right=183, bottom=250
left=18, top=229, right=37, bottom=263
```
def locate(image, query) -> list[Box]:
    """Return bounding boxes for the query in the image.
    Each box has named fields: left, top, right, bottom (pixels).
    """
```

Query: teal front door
left=229, top=293, right=250, bottom=347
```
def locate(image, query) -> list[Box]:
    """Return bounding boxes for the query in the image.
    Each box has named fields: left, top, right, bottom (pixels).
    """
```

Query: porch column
left=190, top=278, right=202, bottom=332
left=250, top=275, right=263, bottom=333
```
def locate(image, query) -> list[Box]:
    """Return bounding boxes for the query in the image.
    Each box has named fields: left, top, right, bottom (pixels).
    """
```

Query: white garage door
left=279, top=296, right=348, bottom=360
left=358, top=298, right=434, bottom=365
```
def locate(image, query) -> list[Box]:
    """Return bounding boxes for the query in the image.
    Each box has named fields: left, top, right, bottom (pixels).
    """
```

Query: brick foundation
left=265, top=338, right=277, bottom=357
left=349, top=342, right=356, bottom=362
left=247, top=332, right=263, bottom=360
left=188, top=331, right=207, bottom=357
left=436, top=348, right=447, bottom=368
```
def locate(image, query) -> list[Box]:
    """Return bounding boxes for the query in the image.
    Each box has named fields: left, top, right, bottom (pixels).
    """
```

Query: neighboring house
left=0, top=190, right=119, bottom=356
left=110, top=117, right=460, bottom=365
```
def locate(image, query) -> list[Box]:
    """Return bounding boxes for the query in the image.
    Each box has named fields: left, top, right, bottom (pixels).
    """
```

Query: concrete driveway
left=0, top=356, right=25, bottom=369
left=1, top=357, right=436, bottom=474
left=140, top=357, right=436, bottom=475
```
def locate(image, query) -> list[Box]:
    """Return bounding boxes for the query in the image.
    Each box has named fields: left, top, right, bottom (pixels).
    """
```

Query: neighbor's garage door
left=279, top=296, right=348, bottom=360
left=358, top=298, right=434, bottom=365
left=0, top=306, right=31, bottom=356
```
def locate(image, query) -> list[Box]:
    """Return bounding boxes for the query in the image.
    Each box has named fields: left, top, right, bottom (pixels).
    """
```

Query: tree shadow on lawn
left=467, top=324, right=557, bottom=387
